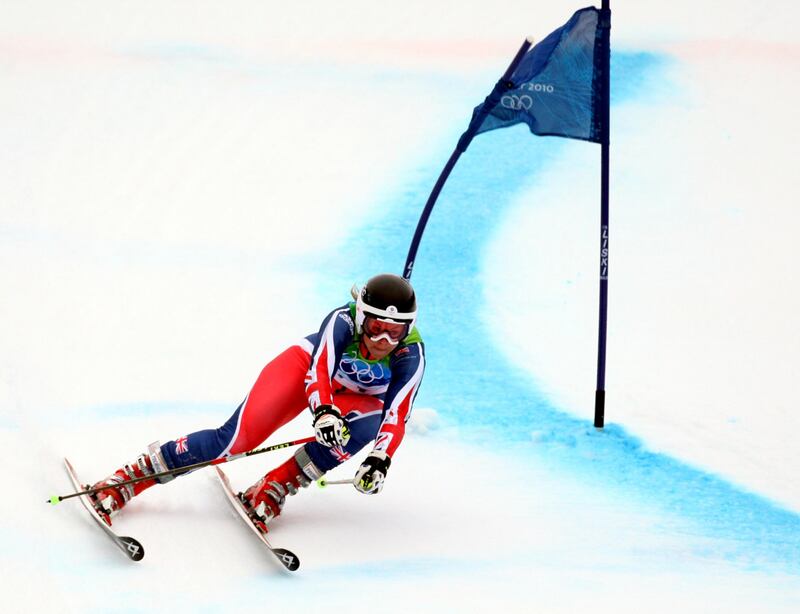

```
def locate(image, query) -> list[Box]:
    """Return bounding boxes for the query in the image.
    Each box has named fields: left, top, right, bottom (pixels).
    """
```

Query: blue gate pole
left=403, top=37, right=533, bottom=281
left=594, top=0, right=612, bottom=428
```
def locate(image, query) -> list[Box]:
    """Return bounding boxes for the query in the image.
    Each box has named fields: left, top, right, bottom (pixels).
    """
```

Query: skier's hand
left=354, top=450, right=391, bottom=494
left=313, top=405, right=350, bottom=447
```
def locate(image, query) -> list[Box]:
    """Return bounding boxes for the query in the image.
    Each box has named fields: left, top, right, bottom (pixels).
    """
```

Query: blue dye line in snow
left=324, top=51, right=800, bottom=573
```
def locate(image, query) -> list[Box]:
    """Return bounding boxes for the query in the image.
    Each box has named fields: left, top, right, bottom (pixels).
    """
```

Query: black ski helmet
left=355, top=273, right=417, bottom=334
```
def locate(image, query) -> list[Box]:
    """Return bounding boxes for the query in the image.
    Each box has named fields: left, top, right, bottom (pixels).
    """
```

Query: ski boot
left=89, top=443, right=171, bottom=525
left=240, top=447, right=323, bottom=532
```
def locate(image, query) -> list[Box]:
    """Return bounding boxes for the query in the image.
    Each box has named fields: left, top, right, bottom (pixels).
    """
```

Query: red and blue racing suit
left=158, top=302, right=426, bottom=474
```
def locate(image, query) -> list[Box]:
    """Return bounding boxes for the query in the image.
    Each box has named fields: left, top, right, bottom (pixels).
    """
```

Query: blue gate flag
left=403, top=4, right=612, bottom=427
left=472, top=7, right=604, bottom=143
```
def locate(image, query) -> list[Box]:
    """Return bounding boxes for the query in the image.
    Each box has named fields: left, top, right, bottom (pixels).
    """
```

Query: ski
left=214, top=466, right=300, bottom=572
left=63, top=458, right=145, bottom=562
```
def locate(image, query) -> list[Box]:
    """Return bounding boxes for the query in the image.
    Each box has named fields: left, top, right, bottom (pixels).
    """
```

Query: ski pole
left=47, top=435, right=316, bottom=505
left=316, top=478, right=355, bottom=489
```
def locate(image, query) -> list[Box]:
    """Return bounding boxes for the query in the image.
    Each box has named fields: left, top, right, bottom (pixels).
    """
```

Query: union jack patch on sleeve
left=175, top=436, right=189, bottom=455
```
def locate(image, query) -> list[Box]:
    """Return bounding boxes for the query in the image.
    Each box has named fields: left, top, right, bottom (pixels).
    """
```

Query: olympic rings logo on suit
left=339, top=356, right=389, bottom=385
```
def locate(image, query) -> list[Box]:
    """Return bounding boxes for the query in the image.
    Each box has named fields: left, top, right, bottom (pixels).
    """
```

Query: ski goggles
left=362, top=316, right=410, bottom=345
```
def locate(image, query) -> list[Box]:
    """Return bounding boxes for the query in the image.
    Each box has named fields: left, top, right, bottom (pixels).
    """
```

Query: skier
left=88, top=273, right=425, bottom=532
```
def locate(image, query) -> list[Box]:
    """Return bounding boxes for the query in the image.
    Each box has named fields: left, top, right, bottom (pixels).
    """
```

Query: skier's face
left=361, top=331, right=395, bottom=359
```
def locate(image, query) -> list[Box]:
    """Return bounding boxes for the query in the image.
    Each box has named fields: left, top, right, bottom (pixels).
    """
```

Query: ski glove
left=313, top=405, right=350, bottom=448
left=354, top=450, right=391, bottom=494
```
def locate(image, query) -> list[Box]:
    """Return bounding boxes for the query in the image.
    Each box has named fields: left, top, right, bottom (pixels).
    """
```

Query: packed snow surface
left=2, top=1, right=799, bottom=612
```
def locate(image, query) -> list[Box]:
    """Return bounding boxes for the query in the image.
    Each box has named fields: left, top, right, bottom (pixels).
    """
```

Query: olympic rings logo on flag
left=340, top=356, right=389, bottom=385
left=501, top=94, right=534, bottom=111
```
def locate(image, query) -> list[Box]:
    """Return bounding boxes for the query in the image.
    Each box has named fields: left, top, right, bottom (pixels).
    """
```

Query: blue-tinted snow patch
left=121, top=42, right=237, bottom=65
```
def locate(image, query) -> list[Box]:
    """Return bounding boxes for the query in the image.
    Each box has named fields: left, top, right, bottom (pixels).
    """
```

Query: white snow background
left=2, top=1, right=799, bottom=612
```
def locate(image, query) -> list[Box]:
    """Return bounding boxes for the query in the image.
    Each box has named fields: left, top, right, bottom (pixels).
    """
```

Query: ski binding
left=63, top=457, right=145, bottom=562
left=215, top=466, right=300, bottom=572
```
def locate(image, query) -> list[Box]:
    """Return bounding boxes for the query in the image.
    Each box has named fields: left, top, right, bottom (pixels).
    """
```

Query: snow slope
left=2, top=1, right=799, bottom=612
